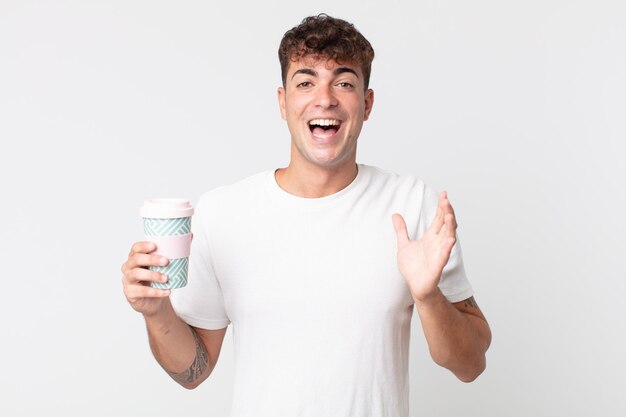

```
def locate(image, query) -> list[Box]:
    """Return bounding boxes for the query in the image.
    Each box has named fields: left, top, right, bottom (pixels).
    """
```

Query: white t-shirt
left=171, top=164, right=473, bottom=417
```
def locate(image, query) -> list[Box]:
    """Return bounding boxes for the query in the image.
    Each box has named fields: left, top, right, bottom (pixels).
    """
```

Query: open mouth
left=308, top=118, right=341, bottom=138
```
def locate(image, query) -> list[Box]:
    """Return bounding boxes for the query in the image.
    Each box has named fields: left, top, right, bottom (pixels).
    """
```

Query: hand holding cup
left=121, top=241, right=172, bottom=317
left=140, top=199, right=194, bottom=290
left=121, top=198, right=194, bottom=316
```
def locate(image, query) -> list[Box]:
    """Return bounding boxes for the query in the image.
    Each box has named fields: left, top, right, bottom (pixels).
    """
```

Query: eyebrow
left=291, top=66, right=359, bottom=80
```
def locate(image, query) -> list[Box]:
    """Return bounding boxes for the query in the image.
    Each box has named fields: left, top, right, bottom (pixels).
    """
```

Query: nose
left=314, top=85, right=338, bottom=109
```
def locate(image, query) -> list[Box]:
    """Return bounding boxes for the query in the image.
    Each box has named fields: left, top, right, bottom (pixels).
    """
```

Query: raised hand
left=392, top=191, right=458, bottom=303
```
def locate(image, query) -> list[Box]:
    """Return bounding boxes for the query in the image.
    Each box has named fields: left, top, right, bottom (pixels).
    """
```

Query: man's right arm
left=122, top=241, right=227, bottom=389
left=145, top=299, right=227, bottom=389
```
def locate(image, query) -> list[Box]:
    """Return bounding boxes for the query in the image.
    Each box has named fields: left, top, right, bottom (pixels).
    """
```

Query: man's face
left=278, top=57, right=374, bottom=170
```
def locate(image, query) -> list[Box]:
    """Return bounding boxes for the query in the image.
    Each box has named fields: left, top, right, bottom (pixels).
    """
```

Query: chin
left=307, top=152, right=354, bottom=169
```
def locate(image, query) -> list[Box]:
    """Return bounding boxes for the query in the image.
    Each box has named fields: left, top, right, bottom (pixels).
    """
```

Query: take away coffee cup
left=140, top=198, right=194, bottom=289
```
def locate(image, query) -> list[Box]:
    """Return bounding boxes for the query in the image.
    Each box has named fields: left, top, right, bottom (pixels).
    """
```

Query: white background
left=1, top=1, right=625, bottom=416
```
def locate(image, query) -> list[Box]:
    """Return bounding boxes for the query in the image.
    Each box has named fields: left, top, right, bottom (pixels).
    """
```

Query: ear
left=278, top=86, right=287, bottom=120
left=363, top=88, right=374, bottom=121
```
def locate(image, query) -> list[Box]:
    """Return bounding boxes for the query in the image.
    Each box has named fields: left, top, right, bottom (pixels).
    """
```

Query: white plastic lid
left=140, top=198, right=194, bottom=219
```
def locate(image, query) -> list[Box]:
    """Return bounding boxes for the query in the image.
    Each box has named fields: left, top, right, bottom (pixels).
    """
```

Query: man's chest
left=210, top=212, right=413, bottom=322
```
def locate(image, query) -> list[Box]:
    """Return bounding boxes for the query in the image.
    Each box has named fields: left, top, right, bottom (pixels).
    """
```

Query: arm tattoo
left=463, top=296, right=479, bottom=309
left=167, top=329, right=209, bottom=385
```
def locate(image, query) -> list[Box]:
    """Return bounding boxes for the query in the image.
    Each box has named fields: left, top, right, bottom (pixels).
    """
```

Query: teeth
left=309, top=119, right=340, bottom=126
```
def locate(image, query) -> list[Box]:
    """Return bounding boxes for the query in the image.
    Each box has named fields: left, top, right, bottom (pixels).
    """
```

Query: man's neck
left=275, top=160, right=358, bottom=199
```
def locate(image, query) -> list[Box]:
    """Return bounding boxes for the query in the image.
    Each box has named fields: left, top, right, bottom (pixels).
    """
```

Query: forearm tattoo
left=167, top=329, right=209, bottom=385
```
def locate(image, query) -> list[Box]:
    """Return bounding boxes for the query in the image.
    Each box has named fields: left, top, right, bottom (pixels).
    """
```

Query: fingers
left=128, top=241, right=156, bottom=257
left=435, top=192, right=457, bottom=237
left=441, top=213, right=457, bottom=240
left=125, top=284, right=171, bottom=301
left=440, top=191, right=456, bottom=224
left=122, top=262, right=171, bottom=307
left=125, top=267, right=168, bottom=285
left=121, top=241, right=170, bottom=288
left=122, top=248, right=169, bottom=284
left=122, top=257, right=170, bottom=302
left=430, top=202, right=445, bottom=234
left=121, top=241, right=173, bottom=314
left=392, top=213, right=410, bottom=246
left=438, top=232, right=457, bottom=266
left=123, top=241, right=161, bottom=271
left=123, top=252, right=169, bottom=273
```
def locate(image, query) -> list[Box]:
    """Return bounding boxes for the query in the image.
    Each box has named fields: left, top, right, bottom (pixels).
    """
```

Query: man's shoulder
left=360, top=164, right=427, bottom=195
left=196, top=170, right=271, bottom=208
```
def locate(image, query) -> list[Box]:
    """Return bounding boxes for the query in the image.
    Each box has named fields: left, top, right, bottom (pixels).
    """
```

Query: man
left=121, top=14, right=491, bottom=416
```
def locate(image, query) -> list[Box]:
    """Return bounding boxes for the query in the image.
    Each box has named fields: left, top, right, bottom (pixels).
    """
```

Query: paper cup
left=140, top=199, right=194, bottom=289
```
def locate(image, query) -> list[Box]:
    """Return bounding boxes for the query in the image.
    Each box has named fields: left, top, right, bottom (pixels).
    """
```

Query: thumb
left=392, top=213, right=410, bottom=247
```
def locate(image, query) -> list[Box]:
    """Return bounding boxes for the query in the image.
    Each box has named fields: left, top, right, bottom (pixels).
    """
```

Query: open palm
left=392, top=192, right=458, bottom=302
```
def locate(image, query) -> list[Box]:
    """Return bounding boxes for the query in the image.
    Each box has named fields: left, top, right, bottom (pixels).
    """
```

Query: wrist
left=412, top=287, right=445, bottom=309
left=144, top=299, right=176, bottom=334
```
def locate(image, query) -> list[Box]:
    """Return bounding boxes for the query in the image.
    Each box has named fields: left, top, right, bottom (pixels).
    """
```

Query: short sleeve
left=170, top=194, right=231, bottom=330
left=417, top=185, right=474, bottom=303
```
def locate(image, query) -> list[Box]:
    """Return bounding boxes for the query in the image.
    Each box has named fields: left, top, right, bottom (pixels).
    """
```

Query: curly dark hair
left=278, top=14, right=375, bottom=90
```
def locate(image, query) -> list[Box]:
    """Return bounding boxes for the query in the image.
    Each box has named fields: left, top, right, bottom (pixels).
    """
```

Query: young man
left=121, top=14, right=491, bottom=417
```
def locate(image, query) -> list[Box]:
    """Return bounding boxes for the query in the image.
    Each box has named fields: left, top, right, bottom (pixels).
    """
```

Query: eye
left=297, top=81, right=313, bottom=88
left=337, top=82, right=354, bottom=89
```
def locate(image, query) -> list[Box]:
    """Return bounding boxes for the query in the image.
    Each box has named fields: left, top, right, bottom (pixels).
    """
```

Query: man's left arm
left=414, top=292, right=491, bottom=382
left=392, top=191, right=492, bottom=382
